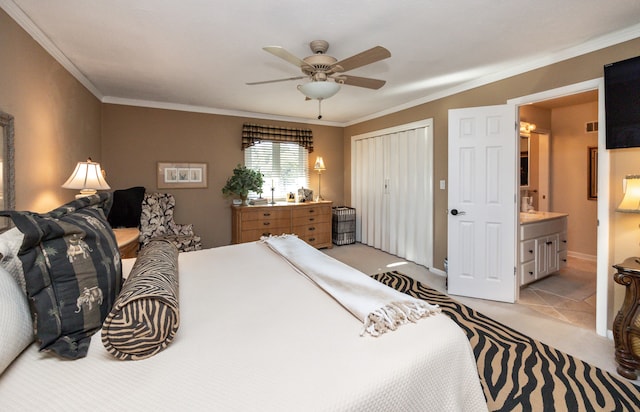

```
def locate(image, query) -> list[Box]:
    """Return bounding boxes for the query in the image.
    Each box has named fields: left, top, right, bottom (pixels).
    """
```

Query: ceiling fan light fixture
left=297, top=81, right=341, bottom=100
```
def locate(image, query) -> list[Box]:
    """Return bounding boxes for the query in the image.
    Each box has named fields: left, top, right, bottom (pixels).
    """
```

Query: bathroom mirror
left=520, top=134, right=529, bottom=187
left=0, top=110, right=15, bottom=231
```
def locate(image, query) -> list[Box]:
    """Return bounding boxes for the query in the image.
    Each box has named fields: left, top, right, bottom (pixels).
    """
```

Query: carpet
left=371, top=271, right=640, bottom=412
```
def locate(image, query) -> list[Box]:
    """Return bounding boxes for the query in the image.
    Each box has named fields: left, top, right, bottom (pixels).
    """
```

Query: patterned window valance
left=242, top=123, right=313, bottom=152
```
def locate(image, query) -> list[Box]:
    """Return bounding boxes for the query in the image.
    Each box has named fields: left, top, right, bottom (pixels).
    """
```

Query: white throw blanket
left=261, top=235, right=441, bottom=336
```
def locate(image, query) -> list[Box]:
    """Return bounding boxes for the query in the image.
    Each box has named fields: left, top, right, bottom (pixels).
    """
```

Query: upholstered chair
left=139, top=192, right=202, bottom=252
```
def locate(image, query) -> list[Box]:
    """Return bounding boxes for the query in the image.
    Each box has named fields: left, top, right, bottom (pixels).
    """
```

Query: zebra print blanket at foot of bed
left=371, top=271, right=640, bottom=412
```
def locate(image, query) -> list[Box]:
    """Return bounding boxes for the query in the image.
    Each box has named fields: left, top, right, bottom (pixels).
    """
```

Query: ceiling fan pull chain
left=317, top=99, right=323, bottom=120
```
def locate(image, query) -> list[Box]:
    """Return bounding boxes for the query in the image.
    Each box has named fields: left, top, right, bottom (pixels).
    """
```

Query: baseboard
left=567, top=251, right=597, bottom=262
left=430, top=267, right=447, bottom=277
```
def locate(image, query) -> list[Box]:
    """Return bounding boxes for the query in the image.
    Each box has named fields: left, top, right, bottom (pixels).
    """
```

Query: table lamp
left=62, top=158, right=111, bottom=198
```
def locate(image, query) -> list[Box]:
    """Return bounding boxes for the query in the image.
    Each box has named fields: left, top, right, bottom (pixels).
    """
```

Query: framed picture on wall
left=157, top=162, right=208, bottom=189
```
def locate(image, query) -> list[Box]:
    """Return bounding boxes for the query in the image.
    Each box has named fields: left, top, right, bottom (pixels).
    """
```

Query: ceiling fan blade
left=246, top=76, right=307, bottom=86
left=338, top=75, right=386, bottom=90
left=263, top=46, right=307, bottom=67
left=332, top=46, right=391, bottom=72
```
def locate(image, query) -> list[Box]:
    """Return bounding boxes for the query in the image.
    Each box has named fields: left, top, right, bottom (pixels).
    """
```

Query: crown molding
left=102, top=96, right=345, bottom=127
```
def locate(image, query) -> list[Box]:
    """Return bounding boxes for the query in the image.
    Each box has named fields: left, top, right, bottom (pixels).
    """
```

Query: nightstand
left=113, top=227, right=140, bottom=259
left=612, top=257, right=640, bottom=379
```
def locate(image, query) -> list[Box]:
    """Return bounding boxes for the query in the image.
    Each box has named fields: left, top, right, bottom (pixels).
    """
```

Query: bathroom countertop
left=520, top=211, right=569, bottom=224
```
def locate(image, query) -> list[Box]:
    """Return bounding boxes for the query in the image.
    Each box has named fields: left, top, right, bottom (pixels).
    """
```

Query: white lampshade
left=314, top=156, right=326, bottom=171
left=62, top=158, right=111, bottom=198
left=298, top=81, right=341, bottom=100
left=617, top=175, right=640, bottom=213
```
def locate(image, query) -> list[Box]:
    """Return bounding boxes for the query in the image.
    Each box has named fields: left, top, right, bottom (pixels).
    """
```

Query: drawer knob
left=309, top=227, right=316, bottom=231
left=309, top=217, right=315, bottom=222
left=263, top=222, right=270, bottom=226
left=546, top=241, right=553, bottom=245
left=309, top=237, right=316, bottom=242
left=528, top=250, right=533, bottom=254
left=263, top=213, right=271, bottom=217
left=309, top=209, right=315, bottom=213
left=529, top=271, right=534, bottom=275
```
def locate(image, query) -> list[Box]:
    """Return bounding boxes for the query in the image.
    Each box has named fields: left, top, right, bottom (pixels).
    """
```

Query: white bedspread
left=0, top=241, right=487, bottom=411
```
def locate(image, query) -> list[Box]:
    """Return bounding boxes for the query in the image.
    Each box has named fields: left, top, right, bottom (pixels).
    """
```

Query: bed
left=0, top=195, right=486, bottom=411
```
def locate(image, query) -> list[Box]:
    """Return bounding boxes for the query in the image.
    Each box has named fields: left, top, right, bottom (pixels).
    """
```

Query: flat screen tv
left=604, top=55, right=640, bottom=149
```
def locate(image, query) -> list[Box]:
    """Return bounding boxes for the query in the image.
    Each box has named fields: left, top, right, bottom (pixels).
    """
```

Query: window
left=244, top=141, right=309, bottom=199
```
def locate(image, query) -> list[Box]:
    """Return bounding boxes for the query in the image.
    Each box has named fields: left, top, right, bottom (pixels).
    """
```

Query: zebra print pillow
left=102, top=239, right=179, bottom=360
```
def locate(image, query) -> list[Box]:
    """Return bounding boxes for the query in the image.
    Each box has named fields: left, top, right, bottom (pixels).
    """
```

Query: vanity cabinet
left=519, top=215, right=568, bottom=286
left=231, top=201, right=333, bottom=249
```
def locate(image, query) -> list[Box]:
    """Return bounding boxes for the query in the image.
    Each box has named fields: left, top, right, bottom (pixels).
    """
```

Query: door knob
left=450, top=209, right=465, bottom=216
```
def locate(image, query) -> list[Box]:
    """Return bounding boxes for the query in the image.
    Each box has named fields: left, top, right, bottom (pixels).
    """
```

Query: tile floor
left=519, top=256, right=597, bottom=330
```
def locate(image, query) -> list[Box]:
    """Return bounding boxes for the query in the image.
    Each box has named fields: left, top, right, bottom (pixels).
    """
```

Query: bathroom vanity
left=519, top=212, right=568, bottom=286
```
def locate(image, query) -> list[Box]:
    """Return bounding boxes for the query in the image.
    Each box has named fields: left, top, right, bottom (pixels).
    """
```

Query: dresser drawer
left=298, top=231, right=331, bottom=248
left=292, top=213, right=330, bottom=227
left=292, top=205, right=330, bottom=219
left=293, top=222, right=330, bottom=237
left=240, top=228, right=289, bottom=242
left=241, top=218, right=290, bottom=231
left=242, top=209, right=290, bottom=221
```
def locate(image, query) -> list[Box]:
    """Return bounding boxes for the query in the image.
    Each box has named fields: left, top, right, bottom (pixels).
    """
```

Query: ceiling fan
left=247, top=40, right=390, bottom=117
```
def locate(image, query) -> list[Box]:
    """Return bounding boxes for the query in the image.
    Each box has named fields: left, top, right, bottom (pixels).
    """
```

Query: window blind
left=245, top=141, right=309, bottom=199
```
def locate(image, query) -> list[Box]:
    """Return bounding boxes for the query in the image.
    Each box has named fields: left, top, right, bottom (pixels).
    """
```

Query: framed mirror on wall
left=0, top=110, right=16, bottom=231
left=520, top=134, right=530, bottom=187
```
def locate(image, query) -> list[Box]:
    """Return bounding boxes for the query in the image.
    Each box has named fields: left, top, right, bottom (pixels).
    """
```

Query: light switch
left=440, top=180, right=446, bottom=190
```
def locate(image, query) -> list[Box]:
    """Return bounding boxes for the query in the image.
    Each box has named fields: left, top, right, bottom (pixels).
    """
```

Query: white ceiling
left=3, top=0, right=640, bottom=126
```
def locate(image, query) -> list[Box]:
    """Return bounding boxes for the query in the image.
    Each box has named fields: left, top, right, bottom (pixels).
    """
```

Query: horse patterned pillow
left=0, top=193, right=122, bottom=359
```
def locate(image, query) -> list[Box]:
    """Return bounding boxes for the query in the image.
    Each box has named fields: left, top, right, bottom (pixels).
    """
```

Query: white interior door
left=448, top=105, right=518, bottom=302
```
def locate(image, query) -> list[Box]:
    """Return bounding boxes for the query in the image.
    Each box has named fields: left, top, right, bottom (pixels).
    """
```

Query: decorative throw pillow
left=102, top=239, right=179, bottom=360
left=0, top=226, right=26, bottom=293
left=0, top=266, right=33, bottom=374
left=0, top=193, right=122, bottom=359
left=107, top=186, right=146, bottom=228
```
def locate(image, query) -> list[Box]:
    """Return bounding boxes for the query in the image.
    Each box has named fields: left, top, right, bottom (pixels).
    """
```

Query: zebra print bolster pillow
left=102, top=239, right=179, bottom=360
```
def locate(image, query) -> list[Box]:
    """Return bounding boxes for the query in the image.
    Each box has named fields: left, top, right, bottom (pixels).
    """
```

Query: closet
left=351, top=120, right=434, bottom=268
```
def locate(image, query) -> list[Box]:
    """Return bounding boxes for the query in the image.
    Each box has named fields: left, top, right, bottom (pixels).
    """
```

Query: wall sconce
left=314, top=156, right=326, bottom=201
left=617, top=175, right=640, bottom=213
left=62, top=158, right=111, bottom=198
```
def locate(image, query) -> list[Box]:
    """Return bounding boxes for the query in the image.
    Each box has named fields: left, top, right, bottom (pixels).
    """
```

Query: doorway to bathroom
left=516, top=89, right=599, bottom=331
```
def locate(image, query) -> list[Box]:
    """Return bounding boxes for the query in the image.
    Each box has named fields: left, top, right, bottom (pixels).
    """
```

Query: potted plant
left=221, top=164, right=264, bottom=205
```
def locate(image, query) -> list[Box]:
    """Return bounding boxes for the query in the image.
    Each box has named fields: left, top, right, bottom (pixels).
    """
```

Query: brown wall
left=0, top=9, right=102, bottom=212
left=551, top=102, right=599, bottom=257
left=343, top=37, right=640, bottom=272
left=101, top=104, right=344, bottom=248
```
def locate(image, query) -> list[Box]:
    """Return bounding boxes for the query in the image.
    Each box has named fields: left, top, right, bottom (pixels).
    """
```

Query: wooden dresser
left=231, top=201, right=333, bottom=249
